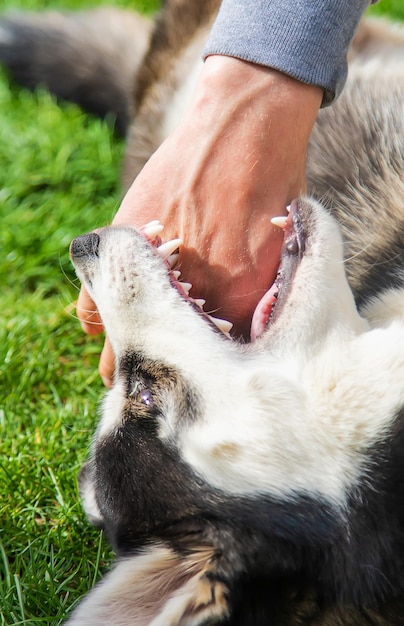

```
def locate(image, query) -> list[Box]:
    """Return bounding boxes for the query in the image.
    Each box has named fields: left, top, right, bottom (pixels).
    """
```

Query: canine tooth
left=194, top=299, right=206, bottom=309
left=271, top=216, right=288, bottom=229
left=167, top=253, right=179, bottom=269
left=179, top=282, right=192, bottom=295
left=286, top=204, right=291, bottom=213
left=143, top=223, right=164, bottom=238
left=172, top=270, right=181, bottom=280
left=157, top=238, right=182, bottom=260
left=209, top=315, right=233, bottom=334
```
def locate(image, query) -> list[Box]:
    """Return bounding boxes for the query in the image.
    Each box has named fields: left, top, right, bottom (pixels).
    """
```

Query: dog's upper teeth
left=208, top=315, right=233, bottom=335
left=179, top=281, right=192, bottom=295
left=271, top=216, right=288, bottom=229
left=157, top=238, right=182, bottom=260
left=167, top=253, right=179, bottom=269
left=142, top=222, right=164, bottom=238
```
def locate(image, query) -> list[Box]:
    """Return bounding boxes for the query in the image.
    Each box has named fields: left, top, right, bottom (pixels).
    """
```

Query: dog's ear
left=66, top=544, right=229, bottom=626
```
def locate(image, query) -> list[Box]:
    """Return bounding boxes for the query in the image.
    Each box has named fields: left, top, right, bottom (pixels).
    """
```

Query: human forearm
left=204, top=0, right=373, bottom=103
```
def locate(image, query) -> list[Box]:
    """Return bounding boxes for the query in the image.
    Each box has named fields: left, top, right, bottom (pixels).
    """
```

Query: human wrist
left=196, top=55, right=322, bottom=138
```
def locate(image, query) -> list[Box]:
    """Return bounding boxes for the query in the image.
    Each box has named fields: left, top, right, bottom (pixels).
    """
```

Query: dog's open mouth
left=140, top=221, right=234, bottom=337
left=143, top=199, right=306, bottom=343
left=251, top=200, right=306, bottom=341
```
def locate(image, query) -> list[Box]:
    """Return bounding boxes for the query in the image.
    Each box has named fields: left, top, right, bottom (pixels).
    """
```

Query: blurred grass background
left=0, top=0, right=402, bottom=624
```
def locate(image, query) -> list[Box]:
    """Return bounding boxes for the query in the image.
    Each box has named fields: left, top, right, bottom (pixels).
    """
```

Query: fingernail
left=101, top=376, right=112, bottom=388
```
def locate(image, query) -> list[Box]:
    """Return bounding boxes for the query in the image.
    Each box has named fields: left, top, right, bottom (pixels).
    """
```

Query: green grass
left=0, top=0, right=402, bottom=623
left=367, top=0, right=404, bottom=20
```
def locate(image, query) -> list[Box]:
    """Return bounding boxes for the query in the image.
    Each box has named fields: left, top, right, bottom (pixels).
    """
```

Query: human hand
left=77, top=55, right=322, bottom=386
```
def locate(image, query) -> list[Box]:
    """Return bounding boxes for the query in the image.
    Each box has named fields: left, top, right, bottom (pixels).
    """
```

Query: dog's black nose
left=70, top=232, right=100, bottom=259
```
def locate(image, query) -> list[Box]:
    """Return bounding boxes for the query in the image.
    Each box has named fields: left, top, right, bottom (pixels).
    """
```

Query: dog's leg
left=66, top=545, right=228, bottom=626
left=0, top=8, right=153, bottom=135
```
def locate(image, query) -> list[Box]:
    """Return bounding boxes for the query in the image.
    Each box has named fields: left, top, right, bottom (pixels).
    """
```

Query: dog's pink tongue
left=250, top=284, right=279, bottom=341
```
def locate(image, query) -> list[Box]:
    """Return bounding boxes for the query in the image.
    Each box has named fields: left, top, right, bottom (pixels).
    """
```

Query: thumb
left=99, top=337, right=115, bottom=388
left=77, top=286, right=104, bottom=335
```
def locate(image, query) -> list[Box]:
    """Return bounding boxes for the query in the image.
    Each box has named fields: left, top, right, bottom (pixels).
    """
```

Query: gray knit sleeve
left=203, top=0, right=374, bottom=104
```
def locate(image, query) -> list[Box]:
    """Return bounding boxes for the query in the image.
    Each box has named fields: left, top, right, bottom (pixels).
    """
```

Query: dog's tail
left=0, top=8, right=153, bottom=135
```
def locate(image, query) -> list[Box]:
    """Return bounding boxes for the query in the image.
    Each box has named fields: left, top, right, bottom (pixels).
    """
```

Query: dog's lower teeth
left=194, top=299, right=206, bottom=309
left=208, top=315, right=233, bottom=335
left=167, top=253, right=179, bottom=269
left=179, top=281, right=192, bottom=295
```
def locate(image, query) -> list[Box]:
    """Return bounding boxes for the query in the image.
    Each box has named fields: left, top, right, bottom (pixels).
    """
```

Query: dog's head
left=70, top=198, right=404, bottom=624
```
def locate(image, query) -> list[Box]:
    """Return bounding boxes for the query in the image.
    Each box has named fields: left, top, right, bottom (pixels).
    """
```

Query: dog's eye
left=139, top=388, right=152, bottom=406
left=129, top=380, right=153, bottom=407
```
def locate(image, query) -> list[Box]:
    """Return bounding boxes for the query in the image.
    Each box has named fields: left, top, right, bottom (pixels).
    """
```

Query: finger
left=99, top=337, right=115, bottom=388
left=77, top=286, right=104, bottom=335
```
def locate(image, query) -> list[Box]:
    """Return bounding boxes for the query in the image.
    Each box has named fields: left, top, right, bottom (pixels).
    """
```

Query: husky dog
left=3, top=1, right=404, bottom=623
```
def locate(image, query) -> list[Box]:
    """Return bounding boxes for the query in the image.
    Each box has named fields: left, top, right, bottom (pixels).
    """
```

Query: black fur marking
left=89, top=400, right=404, bottom=622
